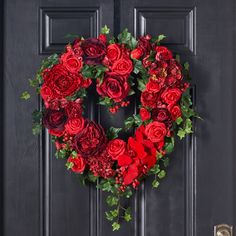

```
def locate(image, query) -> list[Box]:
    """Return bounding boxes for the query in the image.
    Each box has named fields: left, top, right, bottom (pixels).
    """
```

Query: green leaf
left=105, top=211, right=114, bottom=221
left=98, top=96, right=113, bottom=106
left=128, top=89, right=135, bottom=96
left=177, top=128, right=186, bottom=139
left=157, top=34, right=166, bottom=42
left=152, top=179, right=160, bottom=188
left=55, top=149, right=70, bottom=159
left=65, top=161, right=74, bottom=170
left=32, top=110, right=42, bottom=123
left=133, top=114, right=142, bottom=126
left=32, top=123, right=42, bottom=135
left=94, top=65, right=107, bottom=79
left=106, top=195, right=119, bottom=207
left=184, top=62, right=190, bottom=71
left=21, top=91, right=31, bottom=100
left=137, top=79, right=146, bottom=91
left=124, top=116, right=135, bottom=131
left=112, top=222, right=120, bottom=231
left=124, top=208, right=132, bottom=222
left=162, top=157, right=170, bottom=167
left=123, top=189, right=133, bottom=199
left=81, top=64, right=95, bottom=78
left=149, top=164, right=161, bottom=175
left=64, top=33, right=80, bottom=39
left=184, top=118, right=193, bottom=134
left=110, top=209, right=119, bottom=217
left=176, top=117, right=183, bottom=125
left=164, top=137, right=175, bottom=154
left=158, top=170, right=166, bottom=179
left=87, top=172, right=98, bottom=183
left=107, top=127, right=122, bottom=140
left=101, top=25, right=110, bottom=34
left=175, top=54, right=180, bottom=63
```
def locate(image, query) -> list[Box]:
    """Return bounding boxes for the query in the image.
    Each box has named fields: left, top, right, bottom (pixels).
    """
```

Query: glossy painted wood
left=2, top=0, right=236, bottom=235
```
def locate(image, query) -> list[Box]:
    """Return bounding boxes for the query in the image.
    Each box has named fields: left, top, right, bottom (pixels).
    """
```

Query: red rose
left=96, top=72, right=130, bottom=102
left=107, top=139, right=126, bottom=160
left=42, top=64, right=83, bottom=99
left=170, top=105, right=182, bottom=120
left=137, top=36, right=151, bottom=55
left=141, top=90, right=158, bottom=108
left=131, top=48, right=143, bottom=59
left=43, top=108, right=67, bottom=133
left=82, top=78, right=92, bottom=88
left=146, top=80, right=161, bottom=92
left=161, top=88, right=182, bottom=105
left=151, top=108, right=172, bottom=128
left=65, top=117, right=85, bottom=135
left=107, top=44, right=121, bottom=62
left=74, top=120, right=107, bottom=157
left=81, top=38, right=106, bottom=65
left=145, top=121, right=167, bottom=143
left=139, top=107, right=151, bottom=121
left=60, top=47, right=83, bottom=73
left=67, top=155, right=86, bottom=173
left=41, top=85, right=53, bottom=101
left=111, top=58, right=133, bottom=76
left=65, top=100, right=83, bottom=118
left=155, top=46, right=173, bottom=61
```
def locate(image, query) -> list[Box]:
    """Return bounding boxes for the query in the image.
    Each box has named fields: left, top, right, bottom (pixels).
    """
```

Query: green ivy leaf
left=98, top=96, right=113, bottom=106
left=87, top=172, right=98, bottom=183
left=65, top=161, right=74, bottom=170
left=124, top=116, right=135, bottom=131
left=137, top=79, right=146, bottom=91
left=133, top=114, right=142, bottom=126
left=105, top=211, right=114, bottom=221
left=164, top=137, right=175, bottom=154
left=81, top=65, right=95, bottom=78
left=176, top=117, right=183, bottom=125
left=124, top=208, right=132, bottom=222
left=21, top=91, right=31, bottom=100
left=162, top=157, right=170, bottom=167
left=157, top=34, right=166, bottom=43
left=149, top=164, right=161, bottom=175
left=158, top=170, right=166, bottom=179
left=152, top=179, right=160, bottom=188
left=184, top=62, right=190, bottom=71
left=32, top=110, right=42, bottom=123
left=32, top=123, right=42, bottom=135
left=175, top=54, right=180, bottom=63
left=112, top=222, right=120, bottom=231
left=106, top=195, right=119, bottom=207
left=107, top=127, right=122, bottom=140
left=101, top=25, right=110, bottom=34
left=177, top=128, right=186, bottom=139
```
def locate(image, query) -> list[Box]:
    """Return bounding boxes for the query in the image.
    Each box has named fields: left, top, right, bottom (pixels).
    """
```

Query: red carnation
left=96, top=72, right=130, bottom=102
left=74, top=120, right=107, bottom=157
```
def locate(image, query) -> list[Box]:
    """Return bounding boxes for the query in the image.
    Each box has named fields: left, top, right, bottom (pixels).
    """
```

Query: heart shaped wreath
left=22, top=25, right=197, bottom=231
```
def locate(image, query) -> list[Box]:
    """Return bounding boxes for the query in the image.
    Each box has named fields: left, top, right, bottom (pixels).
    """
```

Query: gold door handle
left=214, top=224, right=233, bottom=236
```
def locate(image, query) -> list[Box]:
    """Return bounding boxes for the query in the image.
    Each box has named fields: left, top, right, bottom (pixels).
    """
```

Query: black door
left=2, top=0, right=236, bottom=236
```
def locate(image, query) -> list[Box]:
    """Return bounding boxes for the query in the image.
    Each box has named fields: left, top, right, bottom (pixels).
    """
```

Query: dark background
left=1, top=0, right=236, bottom=235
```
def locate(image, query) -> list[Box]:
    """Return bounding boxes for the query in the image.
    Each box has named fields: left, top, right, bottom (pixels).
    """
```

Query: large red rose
left=96, top=72, right=130, bottom=102
left=74, top=120, right=107, bottom=157
left=81, top=38, right=106, bottom=65
left=111, top=58, right=133, bottom=76
left=67, top=155, right=86, bottom=173
left=141, top=90, right=158, bottom=108
left=65, top=117, right=85, bottom=135
left=145, top=121, right=167, bottom=143
left=43, top=108, right=67, bottom=133
left=155, top=46, right=173, bottom=61
left=146, top=79, right=161, bottom=92
left=161, top=88, right=182, bottom=105
left=42, top=64, right=83, bottom=99
left=60, top=47, right=83, bottom=73
left=107, top=139, right=126, bottom=160
left=106, top=43, right=121, bottom=62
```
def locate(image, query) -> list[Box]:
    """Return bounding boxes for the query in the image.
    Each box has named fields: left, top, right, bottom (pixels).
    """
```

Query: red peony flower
left=43, top=108, right=67, bottom=135
left=141, top=90, right=158, bottom=108
left=137, top=36, right=151, bottom=55
left=74, top=120, right=107, bottom=157
left=139, top=107, right=151, bottom=121
left=170, top=105, right=182, bottom=120
left=155, top=46, right=173, bottom=61
left=65, top=117, right=85, bottom=135
left=67, top=155, right=86, bottom=173
left=145, top=121, right=167, bottom=143
left=161, top=88, right=182, bottom=105
left=106, top=43, right=122, bottom=62
left=81, top=38, right=106, bottom=65
left=96, top=72, right=130, bottom=102
left=111, top=58, right=133, bottom=76
left=107, top=139, right=126, bottom=160
left=42, top=64, right=83, bottom=99
left=131, top=48, right=143, bottom=59
left=60, top=47, right=83, bottom=73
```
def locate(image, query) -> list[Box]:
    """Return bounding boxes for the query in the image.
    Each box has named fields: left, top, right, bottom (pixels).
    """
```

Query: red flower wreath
left=22, top=25, right=197, bottom=231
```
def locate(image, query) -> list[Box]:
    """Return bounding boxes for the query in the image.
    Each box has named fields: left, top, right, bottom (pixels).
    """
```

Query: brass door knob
left=214, top=224, right=233, bottom=236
